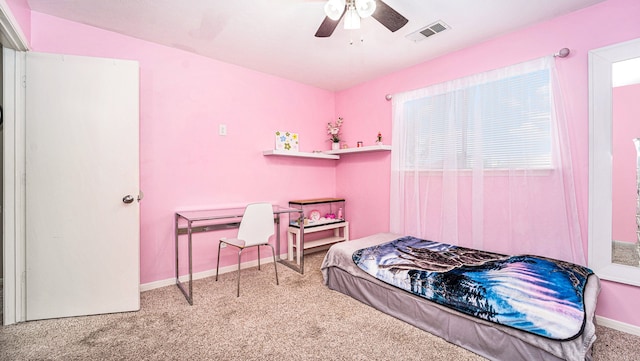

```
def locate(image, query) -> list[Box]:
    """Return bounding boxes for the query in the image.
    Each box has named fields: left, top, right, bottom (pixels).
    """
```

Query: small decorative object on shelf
left=341, top=142, right=349, bottom=149
left=376, top=131, right=383, bottom=145
left=275, top=130, right=299, bottom=151
left=357, top=141, right=363, bottom=148
left=327, top=117, right=344, bottom=150
left=308, top=209, right=321, bottom=222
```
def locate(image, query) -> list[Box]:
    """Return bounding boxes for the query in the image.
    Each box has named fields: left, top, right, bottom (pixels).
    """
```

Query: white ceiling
left=26, top=0, right=605, bottom=91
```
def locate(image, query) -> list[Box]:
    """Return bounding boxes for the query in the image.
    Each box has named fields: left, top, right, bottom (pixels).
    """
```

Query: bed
left=321, top=233, right=600, bottom=361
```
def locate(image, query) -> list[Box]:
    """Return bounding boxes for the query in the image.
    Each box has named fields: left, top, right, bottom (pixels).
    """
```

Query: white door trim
left=2, top=48, right=27, bottom=325
left=0, top=0, right=29, bottom=325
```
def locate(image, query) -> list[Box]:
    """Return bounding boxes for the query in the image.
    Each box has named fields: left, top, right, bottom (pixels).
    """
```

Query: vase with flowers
left=327, top=117, right=344, bottom=150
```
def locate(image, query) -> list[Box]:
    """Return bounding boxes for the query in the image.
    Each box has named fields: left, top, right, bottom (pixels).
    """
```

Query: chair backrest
left=237, top=202, right=275, bottom=246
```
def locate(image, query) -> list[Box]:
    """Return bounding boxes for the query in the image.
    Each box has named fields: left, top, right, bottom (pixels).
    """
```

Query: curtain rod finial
left=554, top=48, right=570, bottom=58
left=385, top=94, right=392, bottom=101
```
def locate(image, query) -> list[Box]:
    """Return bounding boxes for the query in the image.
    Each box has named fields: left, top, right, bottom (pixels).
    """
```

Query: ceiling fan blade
left=372, top=0, right=408, bottom=32
left=315, top=4, right=346, bottom=37
left=315, top=16, right=340, bottom=37
left=316, top=4, right=347, bottom=38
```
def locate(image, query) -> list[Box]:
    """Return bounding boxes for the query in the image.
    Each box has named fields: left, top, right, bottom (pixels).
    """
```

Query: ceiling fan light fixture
left=355, top=0, right=376, bottom=18
left=324, top=0, right=346, bottom=20
left=315, top=0, right=407, bottom=38
left=343, top=5, right=361, bottom=29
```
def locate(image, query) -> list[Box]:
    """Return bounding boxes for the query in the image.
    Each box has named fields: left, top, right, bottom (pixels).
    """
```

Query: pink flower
left=327, top=117, right=344, bottom=142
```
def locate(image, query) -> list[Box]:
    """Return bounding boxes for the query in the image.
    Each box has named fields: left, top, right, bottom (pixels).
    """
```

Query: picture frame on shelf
left=275, top=130, right=299, bottom=152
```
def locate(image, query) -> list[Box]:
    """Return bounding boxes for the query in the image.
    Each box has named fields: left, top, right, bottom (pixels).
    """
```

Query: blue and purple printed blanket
left=352, top=236, right=593, bottom=340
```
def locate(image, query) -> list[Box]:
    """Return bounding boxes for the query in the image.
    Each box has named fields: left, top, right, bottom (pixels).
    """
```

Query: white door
left=25, top=52, right=140, bottom=320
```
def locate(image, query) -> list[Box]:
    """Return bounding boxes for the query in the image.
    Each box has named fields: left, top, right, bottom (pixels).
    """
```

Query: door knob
left=122, top=195, right=135, bottom=204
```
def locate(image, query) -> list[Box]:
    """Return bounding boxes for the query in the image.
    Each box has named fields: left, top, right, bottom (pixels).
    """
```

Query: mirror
left=611, top=57, right=640, bottom=268
left=589, top=37, right=640, bottom=286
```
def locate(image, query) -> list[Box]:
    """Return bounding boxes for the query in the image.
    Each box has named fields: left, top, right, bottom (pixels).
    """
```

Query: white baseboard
left=140, top=253, right=288, bottom=292
left=596, top=315, right=640, bottom=336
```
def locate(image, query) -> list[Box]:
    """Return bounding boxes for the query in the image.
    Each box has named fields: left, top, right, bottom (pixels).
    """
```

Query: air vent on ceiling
left=405, top=20, right=449, bottom=42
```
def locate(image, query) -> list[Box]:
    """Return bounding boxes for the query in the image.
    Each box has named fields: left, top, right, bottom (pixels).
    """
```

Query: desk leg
left=299, top=221, right=305, bottom=273
left=188, top=220, right=193, bottom=303
left=276, top=211, right=305, bottom=274
left=296, top=228, right=302, bottom=266
left=175, top=213, right=179, bottom=283
left=176, top=217, right=194, bottom=305
left=275, top=214, right=281, bottom=261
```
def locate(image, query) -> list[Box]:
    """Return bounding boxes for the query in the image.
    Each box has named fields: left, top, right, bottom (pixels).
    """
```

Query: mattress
left=321, top=233, right=600, bottom=361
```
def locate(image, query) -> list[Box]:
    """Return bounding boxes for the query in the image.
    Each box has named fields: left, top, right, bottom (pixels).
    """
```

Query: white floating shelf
left=262, top=149, right=339, bottom=160
left=323, top=144, right=392, bottom=155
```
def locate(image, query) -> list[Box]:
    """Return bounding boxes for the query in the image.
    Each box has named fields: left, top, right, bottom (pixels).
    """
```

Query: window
left=401, top=67, right=552, bottom=170
left=390, top=57, right=584, bottom=265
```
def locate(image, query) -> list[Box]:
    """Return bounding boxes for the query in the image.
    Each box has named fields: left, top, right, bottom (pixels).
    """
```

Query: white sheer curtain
left=390, top=56, right=585, bottom=265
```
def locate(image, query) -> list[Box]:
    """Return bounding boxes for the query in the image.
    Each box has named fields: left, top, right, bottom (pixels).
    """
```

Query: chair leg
left=215, top=240, right=222, bottom=281
left=267, top=244, right=279, bottom=285
left=257, top=246, right=261, bottom=270
left=236, top=249, right=243, bottom=297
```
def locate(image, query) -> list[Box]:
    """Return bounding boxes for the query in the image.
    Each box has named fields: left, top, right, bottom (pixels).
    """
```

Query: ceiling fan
left=315, top=0, right=408, bottom=37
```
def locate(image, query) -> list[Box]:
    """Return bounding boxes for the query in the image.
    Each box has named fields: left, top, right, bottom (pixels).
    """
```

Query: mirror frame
left=588, top=37, right=640, bottom=286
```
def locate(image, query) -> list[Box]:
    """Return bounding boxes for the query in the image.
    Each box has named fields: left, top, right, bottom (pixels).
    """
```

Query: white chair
left=215, top=202, right=279, bottom=297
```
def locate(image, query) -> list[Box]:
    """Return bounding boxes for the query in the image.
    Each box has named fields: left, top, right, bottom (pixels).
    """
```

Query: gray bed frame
left=321, top=233, right=600, bottom=361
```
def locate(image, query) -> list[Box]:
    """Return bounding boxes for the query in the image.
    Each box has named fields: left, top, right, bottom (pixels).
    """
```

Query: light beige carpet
left=1, top=251, right=639, bottom=360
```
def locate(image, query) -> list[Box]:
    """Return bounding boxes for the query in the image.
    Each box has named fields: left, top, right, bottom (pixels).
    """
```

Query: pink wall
left=612, top=84, right=640, bottom=243
left=335, top=0, right=640, bottom=327
left=5, top=0, right=30, bottom=43
left=26, top=12, right=338, bottom=284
